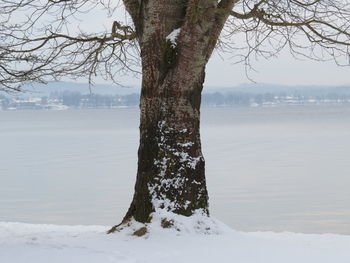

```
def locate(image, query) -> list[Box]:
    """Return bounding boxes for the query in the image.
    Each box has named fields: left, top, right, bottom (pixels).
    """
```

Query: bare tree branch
left=1, top=0, right=350, bottom=91
left=216, top=0, right=350, bottom=76
left=0, top=0, right=139, bottom=91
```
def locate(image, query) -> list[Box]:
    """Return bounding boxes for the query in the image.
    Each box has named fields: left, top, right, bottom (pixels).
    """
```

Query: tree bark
left=109, top=0, right=235, bottom=231
left=125, top=62, right=208, bottom=223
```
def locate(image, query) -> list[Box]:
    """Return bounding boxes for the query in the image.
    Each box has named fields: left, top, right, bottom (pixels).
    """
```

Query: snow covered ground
left=1, top=107, right=350, bottom=262
left=1, top=218, right=350, bottom=263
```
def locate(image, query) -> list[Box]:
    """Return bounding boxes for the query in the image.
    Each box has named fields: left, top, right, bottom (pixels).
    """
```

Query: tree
left=1, top=0, right=350, bottom=233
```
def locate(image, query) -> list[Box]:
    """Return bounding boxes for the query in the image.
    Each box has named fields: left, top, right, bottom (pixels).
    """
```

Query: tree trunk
left=109, top=0, right=234, bottom=232
left=125, top=61, right=208, bottom=223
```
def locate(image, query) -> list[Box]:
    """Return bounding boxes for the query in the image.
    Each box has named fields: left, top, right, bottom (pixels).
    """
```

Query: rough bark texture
left=111, top=0, right=235, bottom=228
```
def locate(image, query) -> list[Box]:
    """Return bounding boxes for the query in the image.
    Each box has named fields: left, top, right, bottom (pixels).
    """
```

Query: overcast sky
left=76, top=4, right=350, bottom=88
left=112, top=41, right=350, bottom=88
left=205, top=51, right=350, bottom=87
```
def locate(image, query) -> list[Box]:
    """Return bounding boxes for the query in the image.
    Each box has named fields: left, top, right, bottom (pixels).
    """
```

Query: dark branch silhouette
left=1, top=0, right=350, bottom=91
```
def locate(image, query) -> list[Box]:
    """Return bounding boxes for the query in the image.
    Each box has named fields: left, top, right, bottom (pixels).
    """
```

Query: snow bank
left=115, top=209, right=232, bottom=237
left=1, top=221, right=350, bottom=263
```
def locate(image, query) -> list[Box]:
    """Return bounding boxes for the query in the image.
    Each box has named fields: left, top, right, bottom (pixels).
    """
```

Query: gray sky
left=205, top=51, right=350, bottom=87
left=77, top=4, right=350, bottom=88
left=116, top=46, right=350, bottom=88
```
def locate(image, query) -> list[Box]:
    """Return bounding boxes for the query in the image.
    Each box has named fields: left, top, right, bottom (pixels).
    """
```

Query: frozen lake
left=1, top=106, right=350, bottom=234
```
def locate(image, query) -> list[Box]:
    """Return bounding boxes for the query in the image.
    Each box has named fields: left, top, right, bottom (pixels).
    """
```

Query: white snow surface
left=1, top=213, right=350, bottom=263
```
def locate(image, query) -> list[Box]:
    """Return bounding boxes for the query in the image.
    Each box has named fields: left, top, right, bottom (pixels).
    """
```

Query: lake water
left=1, top=106, right=350, bottom=234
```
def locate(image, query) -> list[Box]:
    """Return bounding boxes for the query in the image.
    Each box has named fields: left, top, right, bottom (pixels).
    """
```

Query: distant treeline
left=202, top=91, right=350, bottom=107
left=1, top=89, right=350, bottom=110
left=57, top=91, right=139, bottom=108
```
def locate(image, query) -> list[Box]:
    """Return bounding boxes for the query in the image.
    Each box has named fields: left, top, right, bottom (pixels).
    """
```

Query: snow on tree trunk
left=109, top=0, right=234, bottom=232
left=124, top=64, right=209, bottom=223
